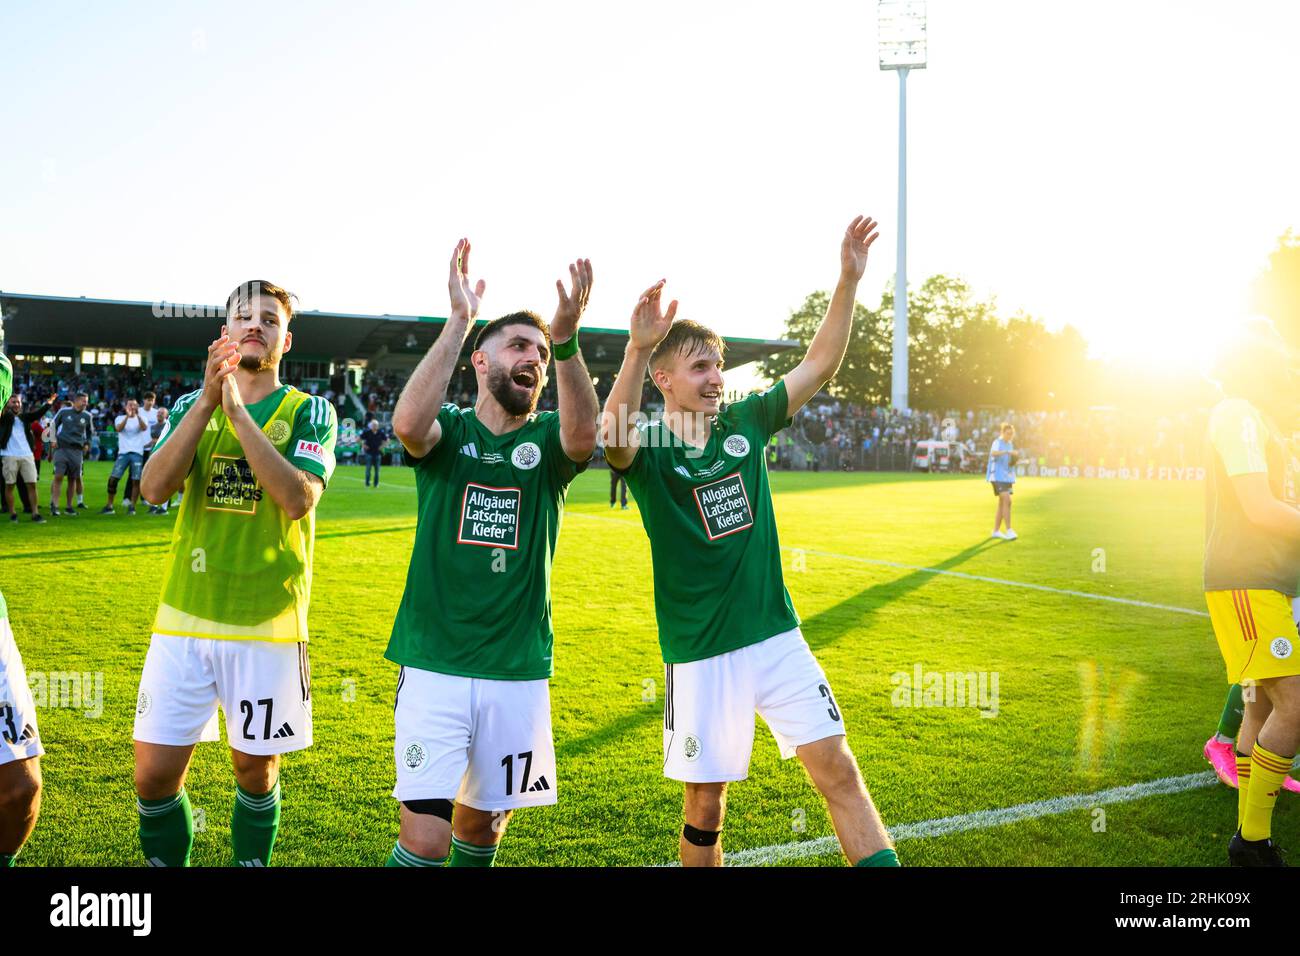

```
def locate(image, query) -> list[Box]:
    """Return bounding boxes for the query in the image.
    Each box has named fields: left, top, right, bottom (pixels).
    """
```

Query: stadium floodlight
left=878, top=0, right=927, bottom=71
left=878, top=0, right=926, bottom=411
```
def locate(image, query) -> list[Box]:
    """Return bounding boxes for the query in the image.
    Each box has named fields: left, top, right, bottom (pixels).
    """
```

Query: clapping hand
left=551, top=259, right=593, bottom=344
left=628, top=280, right=677, bottom=351
left=448, top=238, right=486, bottom=323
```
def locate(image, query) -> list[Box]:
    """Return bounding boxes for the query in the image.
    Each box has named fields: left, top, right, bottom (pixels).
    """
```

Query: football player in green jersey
left=0, top=350, right=44, bottom=867
left=602, top=216, right=897, bottom=867
left=383, top=240, right=597, bottom=868
left=133, top=280, right=338, bottom=867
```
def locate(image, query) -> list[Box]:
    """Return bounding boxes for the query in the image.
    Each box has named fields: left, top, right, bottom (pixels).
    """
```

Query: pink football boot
left=1206, top=735, right=1300, bottom=793
left=1204, top=736, right=1238, bottom=789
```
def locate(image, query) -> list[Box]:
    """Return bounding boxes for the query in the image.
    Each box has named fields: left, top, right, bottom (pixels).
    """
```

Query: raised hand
left=448, top=238, right=486, bottom=323
left=551, top=258, right=593, bottom=343
left=840, top=215, right=881, bottom=281
left=201, top=329, right=240, bottom=412
left=628, top=280, right=678, bottom=351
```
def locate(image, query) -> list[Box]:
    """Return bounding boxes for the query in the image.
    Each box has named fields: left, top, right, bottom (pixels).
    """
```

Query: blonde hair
left=649, top=320, right=726, bottom=374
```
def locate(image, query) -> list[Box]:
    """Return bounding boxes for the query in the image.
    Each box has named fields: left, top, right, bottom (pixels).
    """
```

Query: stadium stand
left=1, top=291, right=796, bottom=466
left=1, top=292, right=1207, bottom=476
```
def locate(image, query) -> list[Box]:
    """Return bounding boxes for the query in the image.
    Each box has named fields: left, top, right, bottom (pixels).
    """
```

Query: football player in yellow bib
left=132, top=280, right=337, bottom=866
left=1203, top=319, right=1300, bottom=866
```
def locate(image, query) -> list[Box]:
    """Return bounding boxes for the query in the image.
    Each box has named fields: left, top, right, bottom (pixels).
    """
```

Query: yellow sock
left=1242, top=742, right=1292, bottom=841
left=1235, top=753, right=1251, bottom=831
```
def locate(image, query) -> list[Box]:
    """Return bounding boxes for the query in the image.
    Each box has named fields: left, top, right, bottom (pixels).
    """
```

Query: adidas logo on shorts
left=271, top=721, right=295, bottom=739
left=526, top=775, right=550, bottom=793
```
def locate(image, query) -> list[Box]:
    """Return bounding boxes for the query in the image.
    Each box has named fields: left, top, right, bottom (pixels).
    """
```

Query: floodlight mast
left=878, top=0, right=926, bottom=412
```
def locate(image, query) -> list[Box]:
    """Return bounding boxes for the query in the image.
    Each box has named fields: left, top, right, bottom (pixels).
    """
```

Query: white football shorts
left=134, top=634, right=312, bottom=755
left=0, top=617, right=44, bottom=765
left=662, top=627, right=846, bottom=782
left=392, top=665, right=557, bottom=812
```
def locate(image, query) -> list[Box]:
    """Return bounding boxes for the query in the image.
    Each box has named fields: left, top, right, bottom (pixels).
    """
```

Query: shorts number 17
left=500, top=751, right=534, bottom=796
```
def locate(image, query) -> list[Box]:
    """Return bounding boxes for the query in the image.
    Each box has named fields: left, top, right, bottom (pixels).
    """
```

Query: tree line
left=763, top=231, right=1299, bottom=413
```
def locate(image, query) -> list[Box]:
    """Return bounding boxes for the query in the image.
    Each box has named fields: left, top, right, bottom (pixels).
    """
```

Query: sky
left=1, top=0, right=1296, bottom=373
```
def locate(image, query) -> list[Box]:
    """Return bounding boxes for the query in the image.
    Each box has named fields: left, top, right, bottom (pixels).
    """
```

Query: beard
left=486, top=363, right=540, bottom=417
left=238, top=339, right=282, bottom=373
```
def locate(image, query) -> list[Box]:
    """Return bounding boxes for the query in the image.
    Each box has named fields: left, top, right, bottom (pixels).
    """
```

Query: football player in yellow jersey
left=133, top=280, right=338, bottom=866
left=1203, top=319, right=1300, bottom=866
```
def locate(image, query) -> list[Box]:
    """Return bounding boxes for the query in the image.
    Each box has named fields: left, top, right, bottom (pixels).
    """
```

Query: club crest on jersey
left=683, top=734, right=702, bottom=762
left=692, top=472, right=754, bottom=540
left=402, top=741, right=427, bottom=772
left=512, top=442, right=542, bottom=470
left=1271, top=637, right=1293, bottom=660
left=458, top=482, right=521, bottom=549
left=723, top=434, right=750, bottom=458
left=205, top=456, right=263, bottom=514
left=266, top=419, right=291, bottom=444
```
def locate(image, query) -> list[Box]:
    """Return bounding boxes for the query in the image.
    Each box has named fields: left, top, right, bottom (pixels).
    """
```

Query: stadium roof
left=0, top=291, right=798, bottom=375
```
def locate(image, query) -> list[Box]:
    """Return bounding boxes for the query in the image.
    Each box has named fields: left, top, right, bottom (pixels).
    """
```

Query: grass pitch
left=3, top=462, right=1287, bottom=866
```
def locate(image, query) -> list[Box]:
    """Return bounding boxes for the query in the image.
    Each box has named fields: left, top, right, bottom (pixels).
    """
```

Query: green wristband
left=553, top=331, right=580, bottom=361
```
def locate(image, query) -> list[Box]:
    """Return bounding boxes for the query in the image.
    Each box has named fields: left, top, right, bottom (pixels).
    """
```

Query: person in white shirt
left=139, top=391, right=170, bottom=514
left=101, top=398, right=151, bottom=515
left=1, top=391, right=52, bottom=523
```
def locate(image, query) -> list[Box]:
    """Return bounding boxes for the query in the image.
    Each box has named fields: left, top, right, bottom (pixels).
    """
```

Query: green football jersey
left=0, top=352, right=10, bottom=620
left=385, top=405, right=586, bottom=680
left=1204, top=397, right=1300, bottom=594
left=621, top=380, right=799, bottom=664
left=151, top=385, right=337, bottom=642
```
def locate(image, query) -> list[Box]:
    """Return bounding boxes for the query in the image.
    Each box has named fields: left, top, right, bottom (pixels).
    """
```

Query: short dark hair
left=74, top=391, right=88, bottom=400
left=226, top=280, right=296, bottom=323
left=649, top=320, right=726, bottom=372
left=143, top=391, right=156, bottom=401
left=473, top=311, right=551, bottom=354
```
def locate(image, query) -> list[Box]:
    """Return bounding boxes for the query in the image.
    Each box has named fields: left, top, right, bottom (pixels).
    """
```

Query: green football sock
left=138, top=789, right=194, bottom=867
left=385, top=842, right=447, bottom=867
left=448, top=836, right=498, bottom=867
left=1216, top=683, right=1245, bottom=741
left=231, top=781, right=281, bottom=867
left=855, top=848, right=900, bottom=867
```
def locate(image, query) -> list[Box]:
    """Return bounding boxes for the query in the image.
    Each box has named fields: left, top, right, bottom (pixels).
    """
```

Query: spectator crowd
left=789, top=401, right=1211, bottom=472
left=4, top=359, right=1218, bottom=508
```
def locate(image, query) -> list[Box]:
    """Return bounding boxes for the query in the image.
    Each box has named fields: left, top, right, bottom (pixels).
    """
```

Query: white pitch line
left=568, top=514, right=1214, bottom=864
left=790, top=547, right=1210, bottom=618
left=563, top=514, right=1208, bottom=617
left=690, top=771, right=1217, bottom=867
